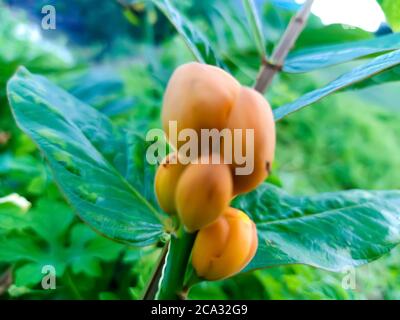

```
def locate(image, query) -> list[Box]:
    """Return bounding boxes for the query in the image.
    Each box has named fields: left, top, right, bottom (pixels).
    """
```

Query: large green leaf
left=274, top=49, right=400, bottom=121
left=7, top=67, right=165, bottom=246
left=242, top=0, right=266, bottom=57
left=233, top=183, right=400, bottom=272
left=378, top=0, right=400, bottom=31
left=285, top=33, right=400, bottom=73
left=150, top=0, right=227, bottom=69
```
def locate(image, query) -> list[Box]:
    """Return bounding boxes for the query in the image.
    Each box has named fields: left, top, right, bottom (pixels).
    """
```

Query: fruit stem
left=156, top=227, right=196, bottom=300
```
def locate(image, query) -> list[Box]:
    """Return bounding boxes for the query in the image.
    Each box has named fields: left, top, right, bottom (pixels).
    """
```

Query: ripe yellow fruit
left=154, top=152, right=186, bottom=214
left=162, top=62, right=241, bottom=149
left=192, top=207, right=258, bottom=281
left=175, top=156, right=233, bottom=232
left=226, top=87, right=275, bottom=195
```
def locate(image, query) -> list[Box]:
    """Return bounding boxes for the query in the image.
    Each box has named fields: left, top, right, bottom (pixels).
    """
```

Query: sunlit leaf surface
left=233, top=183, right=400, bottom=272
left=274, top=49, right=400, bottom=121
left=7, top=68, right=165, bottom=246
left=285, top=33, right=400, bottom=73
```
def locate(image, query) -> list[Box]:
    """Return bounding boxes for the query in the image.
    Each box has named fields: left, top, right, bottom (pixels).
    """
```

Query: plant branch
left=254, top=0, right=314, bottom=93
left=142, top=240, right=170, bottom=300
left=156, top=228, right=196, bottom=300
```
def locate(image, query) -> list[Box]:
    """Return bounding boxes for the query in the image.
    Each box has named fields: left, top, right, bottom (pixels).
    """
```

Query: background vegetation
left=1, top=0, right=399, bottom=299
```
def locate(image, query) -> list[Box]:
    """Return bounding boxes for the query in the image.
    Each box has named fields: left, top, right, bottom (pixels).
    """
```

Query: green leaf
left=233, top=183, right=400, bottom=272
left=285, top=33, right=400, bottom=73
left=0, top=152, right=48, bottom=197
left=378, top=0, right=400, bottom=31
left=7, top=67, right=165, bottom=246
left=274, top=49, right=400, bottom=121
left=0, top=153, right=43, bottom=176
left=242, top=0, right=266, bottom=57
left=29, top=200, right=75, bottom=246
left=297, top=23, right=371, bottom=48
left=150, top=0, right=227, bottom=69
left=99, top=292, right=120, bottom=300
left=343, top=65, right=400, bottom=91
left=67, top=224, right=121, bottom=277
left=14, top=263, right=44, bottom=287
left=0, top=236, right=44, bottom=263
left=0, top=194, right=30, bottom=234
left=0, top=199, right=124, bottom=286
left=59, top=67, right=136, bottom=117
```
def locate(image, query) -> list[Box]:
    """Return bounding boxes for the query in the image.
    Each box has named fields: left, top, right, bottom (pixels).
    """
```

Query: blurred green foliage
left=0, top=0, right=399, bottom=300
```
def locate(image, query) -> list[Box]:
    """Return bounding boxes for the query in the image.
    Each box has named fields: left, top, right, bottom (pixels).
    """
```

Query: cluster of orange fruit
left=155, top=62, right=275, bottom=280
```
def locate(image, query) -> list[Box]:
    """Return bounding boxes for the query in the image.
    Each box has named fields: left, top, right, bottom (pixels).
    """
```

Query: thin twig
left=0, top=268, right=12, bottom=296
left=142, top=240, right=170, bottom=300
left=254, top=0, right=314, bottom=93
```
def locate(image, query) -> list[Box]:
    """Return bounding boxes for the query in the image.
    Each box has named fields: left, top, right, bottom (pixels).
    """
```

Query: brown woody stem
left=254, top=0, right=314, bottom=93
